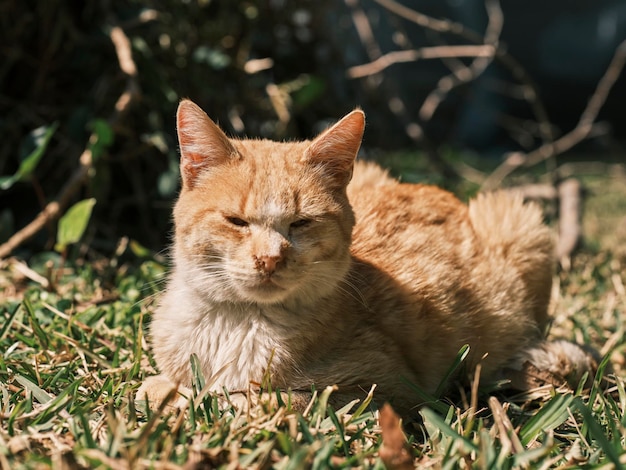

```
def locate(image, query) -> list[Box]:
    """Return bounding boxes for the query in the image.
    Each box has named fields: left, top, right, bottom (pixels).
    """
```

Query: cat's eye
left=226, top=216, right=249, bottom=227
left=290, top=219, right=311, bottom=229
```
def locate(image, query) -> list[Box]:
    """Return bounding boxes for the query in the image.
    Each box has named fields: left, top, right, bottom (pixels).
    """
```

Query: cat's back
left=345, top=161, right=554, bottom=385
left=348, top=161, right=476, bottom=272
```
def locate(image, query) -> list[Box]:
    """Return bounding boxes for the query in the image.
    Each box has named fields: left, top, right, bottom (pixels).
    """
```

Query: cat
left=136, top=99, right=598, bottom=416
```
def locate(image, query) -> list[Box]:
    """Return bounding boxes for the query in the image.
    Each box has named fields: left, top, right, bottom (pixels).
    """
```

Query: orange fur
left=137, top=100, right=596, bottom=415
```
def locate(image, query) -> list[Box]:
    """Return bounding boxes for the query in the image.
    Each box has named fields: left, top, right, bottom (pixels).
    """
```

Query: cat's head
left=172, top=100, right=364, bottom=306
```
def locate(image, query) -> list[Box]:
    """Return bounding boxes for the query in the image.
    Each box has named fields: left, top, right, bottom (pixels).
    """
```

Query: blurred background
left=1, top=0, right=625, bottom=259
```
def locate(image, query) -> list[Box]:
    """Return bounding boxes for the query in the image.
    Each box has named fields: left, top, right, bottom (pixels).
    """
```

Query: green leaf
left=55, top=198, right=96, bottom=252
left=0, top=123, right=58, bottom=190
left=292, top=75, right=326, bottom=108
left=88, top=119, right=114, bottom=161
left=129, top=239, right=152, bottom=258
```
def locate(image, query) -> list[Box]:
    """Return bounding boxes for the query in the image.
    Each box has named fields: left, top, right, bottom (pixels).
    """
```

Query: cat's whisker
left=302, top=271, right=368, bottom=307
left=337, top=278, right=368, bottom=307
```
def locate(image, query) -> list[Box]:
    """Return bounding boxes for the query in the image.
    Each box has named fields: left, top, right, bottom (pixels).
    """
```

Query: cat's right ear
left=304, top=109, right=365, bottom=189
left=176, top=99, right=239, bottom=189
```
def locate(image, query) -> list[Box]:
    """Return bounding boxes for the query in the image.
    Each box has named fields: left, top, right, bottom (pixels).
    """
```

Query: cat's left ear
left=304, top=109, right=365, bottom=188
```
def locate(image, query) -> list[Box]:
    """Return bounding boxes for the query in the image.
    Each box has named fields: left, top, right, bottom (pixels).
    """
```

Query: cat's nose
left=255, top=254, right=283, bottom=275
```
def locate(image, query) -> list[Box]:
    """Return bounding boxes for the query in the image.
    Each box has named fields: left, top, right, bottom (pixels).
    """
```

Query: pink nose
left=255, top=254, right=283, bottom=274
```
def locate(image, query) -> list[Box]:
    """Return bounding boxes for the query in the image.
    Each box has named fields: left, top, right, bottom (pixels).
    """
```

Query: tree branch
left=347, top=45, right=495, bottom=79
left=0, top=25, right=140, bottom=259
left=419, top=0, right=503, bottom=121
left=366, top=0, right=554, bottom=143
left=482, top=39, right=626, bottom=190
left=344, top=0, right=458, bottom=181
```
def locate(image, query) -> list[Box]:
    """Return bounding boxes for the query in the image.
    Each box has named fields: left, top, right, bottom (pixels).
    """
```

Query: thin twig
left=419, top=0, right=503, bottom=121
left=347, top=45, right=495, bottom=79
left=578, top=40, right=626, bottom=127
left=368, top=0, right=554, bottom=143
left=480, top=123, right=603, bottom=191
left=484, top=125, right=605, bottom=188
left=508, top=183, right=558, bottom=201
left=345, top=0, right=383, bottom=62
left=481, top=39, right=626, bottom=190
left=345, top=0, right=458, bottom=181
left=0, top=25, right=140, bottom=259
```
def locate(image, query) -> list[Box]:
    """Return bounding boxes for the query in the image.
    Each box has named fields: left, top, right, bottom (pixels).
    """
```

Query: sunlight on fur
left=136, top=100, right=598, bottom=417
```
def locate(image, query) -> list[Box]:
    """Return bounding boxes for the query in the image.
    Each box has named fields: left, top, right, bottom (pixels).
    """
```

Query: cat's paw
left=136, top=376, right=312, bottom=415
left=219, top=390, right=312, bottom=414
left=135, top=375, right=191, bottom=411
left=135, top=376, right=248, bottom=413
left=218, top=390, right=280, bottom=414
left=217, top=391, right=253, bottom=411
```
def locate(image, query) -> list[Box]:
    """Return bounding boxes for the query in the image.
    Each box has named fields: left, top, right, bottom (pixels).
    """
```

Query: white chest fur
left=191, top=310, right=279, bottom=391
left=153, top=269, right=303, bottom=391
left=153, top=282, right=283, bottom=391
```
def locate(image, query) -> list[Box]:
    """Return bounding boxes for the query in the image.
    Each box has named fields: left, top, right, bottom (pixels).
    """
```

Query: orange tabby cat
left=137, top=100, right=596, bottom=416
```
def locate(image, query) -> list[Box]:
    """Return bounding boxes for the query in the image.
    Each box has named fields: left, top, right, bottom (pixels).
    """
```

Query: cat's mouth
left=255, top=276, right=286, bottom=291
left=240, top=275, right=291, bottom=303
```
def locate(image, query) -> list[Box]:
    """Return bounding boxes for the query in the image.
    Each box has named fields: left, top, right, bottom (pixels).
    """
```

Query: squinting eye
left=226, top=216, right=249, bottom=227
left=290, top=219, right=311, bottom=229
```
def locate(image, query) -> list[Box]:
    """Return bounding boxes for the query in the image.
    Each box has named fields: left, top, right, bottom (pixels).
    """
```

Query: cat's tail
left=468, top=191, right=554, bottom=326
left=501, top=339, right=602, bottom=391
left=468, top=191, right=554, bottom=258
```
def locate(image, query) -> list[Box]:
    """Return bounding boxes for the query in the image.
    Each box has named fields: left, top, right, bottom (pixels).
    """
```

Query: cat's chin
left=237, top=279, right=294, bottom=304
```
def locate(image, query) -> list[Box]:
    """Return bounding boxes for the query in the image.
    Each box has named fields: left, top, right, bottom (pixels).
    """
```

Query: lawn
left=1, top=165, right=625, bottom=469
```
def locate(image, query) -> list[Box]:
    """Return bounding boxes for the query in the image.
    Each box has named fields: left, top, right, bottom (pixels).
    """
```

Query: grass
left=1, top=169, right=625, bottom=469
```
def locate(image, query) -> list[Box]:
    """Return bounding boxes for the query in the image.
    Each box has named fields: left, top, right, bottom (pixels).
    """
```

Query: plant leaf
left=0, top=123, right=58, bottom=190
left=55, top=198, right=96, bottom=252
left=88, top=119, right=114, bottom=161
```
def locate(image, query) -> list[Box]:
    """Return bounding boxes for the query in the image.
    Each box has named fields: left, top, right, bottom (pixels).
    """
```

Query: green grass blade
left=420, top=407, right=478, bottom=454
left=519, top=393, right=574, bottom=446
left=434, top=344, right=470, bottom=397
left=0, top=304, right=22, bottom=341
left=588, top=353, right=612, bottom=406
left=346, top=384, right=376, bottom=424
left=297, top=414, right=315, bottom=444
left=22, top=298, right=48, bottom=349
left=573, top=397, right=623, bottom=467
left=401, top=378, right=449, bottom=414
left=326, top=406, right=350, bottom=455
left=14, top=374, right=53, bottom=405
